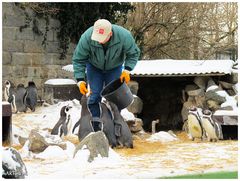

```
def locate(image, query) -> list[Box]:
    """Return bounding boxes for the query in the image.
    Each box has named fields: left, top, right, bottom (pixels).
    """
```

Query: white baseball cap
left=91, top=19, right=112, bottom=42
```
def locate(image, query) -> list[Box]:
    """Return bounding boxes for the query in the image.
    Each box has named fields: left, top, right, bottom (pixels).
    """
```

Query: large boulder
left=205, top=90, right=226, bottom=105
left=126, top=118, right=143, bottom=133
left=181, top=101, right=197, bottom=121
left=127, top=95, right=143, bottom=114
left=73, top=131, right=109, bottom=162
left=127, top=81, right=139, bottom=95
left=193, top=76, right=209, bottom=90
left=2, top=147, right=28, bottom=179
left=28, top=129, right=66, bottom=153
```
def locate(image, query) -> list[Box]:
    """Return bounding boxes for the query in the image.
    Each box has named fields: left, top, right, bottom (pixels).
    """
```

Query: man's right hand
left=77, top=81, right=88, bottom=95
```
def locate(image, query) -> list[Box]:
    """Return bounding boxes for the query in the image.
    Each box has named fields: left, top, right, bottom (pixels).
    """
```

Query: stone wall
left=2, top=3, right=76, bottom=98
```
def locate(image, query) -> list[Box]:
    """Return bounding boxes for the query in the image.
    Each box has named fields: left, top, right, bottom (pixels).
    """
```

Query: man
left=72, top=19, right=140, bottom=132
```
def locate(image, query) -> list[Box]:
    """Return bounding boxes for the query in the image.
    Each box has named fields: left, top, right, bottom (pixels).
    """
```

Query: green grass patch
left=160, top=171, right=238, bottom=179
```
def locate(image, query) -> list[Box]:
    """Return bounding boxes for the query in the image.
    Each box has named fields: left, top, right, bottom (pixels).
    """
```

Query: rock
left=187, top=88, right=204, bottom=96
left=2, top=147, right=28, bottom=179
left=73, top=131, right=109, bottom=162
left=193, top=76, right=209, bottom=90
left=127, top=95, right=143, bottom=114
left=206, top=79, right=219, bottom=92
left=219, top=81, right=234, bottom=89
left=181, top=101, right=197, bottom=121
left=229, top=72, right=238, bottom=84
left=126, top=118, right=143, bottom=133
left=28, top=129, right=66, bottom=153
left=127, top=81, right=139, bottom=95
left=185, top=84, right=199, bottom=92
left=195, top=95, right=207, bottom=108
left=219, top=106, right=233, bottom=111
left=18, top=136, right=28, bottom=146
left=207, top=100, right=220, bottom=111
left=205, top=90, right=226, bottom=104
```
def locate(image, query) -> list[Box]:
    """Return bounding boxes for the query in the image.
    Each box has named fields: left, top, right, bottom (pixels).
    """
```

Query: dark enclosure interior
left=132, top=77, right=194, bottom=132
left=132, top=76, right=238, bottom=140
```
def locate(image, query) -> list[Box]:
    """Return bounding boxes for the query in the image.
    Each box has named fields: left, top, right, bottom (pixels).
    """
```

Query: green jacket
left=72, top=24, right=140, bottom=80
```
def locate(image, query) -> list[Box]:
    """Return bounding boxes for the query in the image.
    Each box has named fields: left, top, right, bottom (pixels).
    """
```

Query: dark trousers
left=86, top=63, right=122, bottom=118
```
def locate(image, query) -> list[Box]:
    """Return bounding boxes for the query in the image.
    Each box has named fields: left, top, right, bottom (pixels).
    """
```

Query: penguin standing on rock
left=15, top=84, right=27, bottom=113
left=4, top=80, right=17, bottom=112
left=51, top=105, right=72, bottom=137
left=25, top=81, right=38, bottom=112
left=201, top=109, right=223, bottom=142
left=187, top=107, right=204, bottom=141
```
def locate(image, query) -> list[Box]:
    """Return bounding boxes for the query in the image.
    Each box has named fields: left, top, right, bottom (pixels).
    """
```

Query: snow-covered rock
left=73, top=132, right=109, bottom=162
left=2, top=147, right=28, bottom=179
left=28, top=129, right=66, bottom=153
left=146, top=131, right=178, bottom=142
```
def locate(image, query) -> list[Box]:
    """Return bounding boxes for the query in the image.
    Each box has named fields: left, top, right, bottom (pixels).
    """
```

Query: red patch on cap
left=98, top=28, right=105, bottom=34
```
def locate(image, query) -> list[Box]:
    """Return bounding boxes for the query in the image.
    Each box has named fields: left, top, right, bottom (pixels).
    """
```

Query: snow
left=2, top=148, right=21, bottom=170
left=146, top=131, right=178, bottom=142
left=9, top=100, right=238, bottom=179
left=214, top=110, right=238, bottom=116
left=121, top=108, right=135, bottom=120
left=35, top=146, right=69, bottom=160
left=44, top=79, right=76, bottom=85
left=206, top=85, right=218, bottom=92
left=216, top=90, right=238, bottom=111
left=62, top=59, right=234, bottom=76
left=2, top=101, right=10, bottom=105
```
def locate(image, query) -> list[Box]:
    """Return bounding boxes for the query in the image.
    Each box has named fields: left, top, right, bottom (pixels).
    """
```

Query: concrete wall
left=2, top=3, right=76, bottom=98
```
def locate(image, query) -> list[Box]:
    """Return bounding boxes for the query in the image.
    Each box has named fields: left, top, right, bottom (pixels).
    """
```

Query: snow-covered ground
left=9, top=100, right=238, bottom=179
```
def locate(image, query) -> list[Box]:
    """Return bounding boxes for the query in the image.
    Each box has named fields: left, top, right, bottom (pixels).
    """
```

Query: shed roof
left=62, top=59, right=234, bottom=77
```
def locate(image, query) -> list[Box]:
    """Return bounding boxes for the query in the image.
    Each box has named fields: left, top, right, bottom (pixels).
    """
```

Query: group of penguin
left=187, top=107, right=223, bottom=142
left=50, top=95, right=134, bottom=148
left=4, top=80, right=38, bottom=113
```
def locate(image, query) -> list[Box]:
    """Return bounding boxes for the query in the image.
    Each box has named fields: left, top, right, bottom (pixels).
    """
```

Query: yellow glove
left=120, top=70, right=130, bottom=84
left=77, top=81, right=88, bottom=95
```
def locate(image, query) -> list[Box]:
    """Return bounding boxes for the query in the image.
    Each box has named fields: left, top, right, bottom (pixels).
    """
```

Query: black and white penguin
left=51, top=105, right=72, bottom=137
left=25, top=81, right=38, bottom=112
left=15, top=84, right=27, bottom=113
left=109, top=102, right=133, bottom=148
left=73, top=95, right=94, bottom=141
left=4, top=80, right=17, bottom=112
left=201, top=109, right=223, bottom=142
left=187, top=107, right=204, bottom=141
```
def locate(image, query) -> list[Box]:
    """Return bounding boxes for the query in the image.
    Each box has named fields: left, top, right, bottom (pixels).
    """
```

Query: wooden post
left=152, top=119, right=159, bottom=134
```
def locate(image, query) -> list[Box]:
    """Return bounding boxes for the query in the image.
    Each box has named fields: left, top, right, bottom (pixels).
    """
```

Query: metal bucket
left=101, top=78, right=134, bottom=110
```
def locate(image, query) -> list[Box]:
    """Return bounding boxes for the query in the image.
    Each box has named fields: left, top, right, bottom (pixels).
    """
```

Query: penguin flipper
left=72, top=120, right=80, bottom=134
left=114, top=124, right=122, bottom=137
left=51, top=119, right=64, bottom=135
left=8, top=95, right=14, bottom=103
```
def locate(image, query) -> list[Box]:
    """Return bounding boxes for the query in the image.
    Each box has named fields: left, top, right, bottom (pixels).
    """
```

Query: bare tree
left=124, top=2, right=237, bottom=60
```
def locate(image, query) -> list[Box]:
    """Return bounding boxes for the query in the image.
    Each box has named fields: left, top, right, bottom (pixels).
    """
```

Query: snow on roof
left=131, top=59, right=234, bottom=76
left=44, top=79, right=76, bottom=85
left=62, top=59, right=234, bottom=77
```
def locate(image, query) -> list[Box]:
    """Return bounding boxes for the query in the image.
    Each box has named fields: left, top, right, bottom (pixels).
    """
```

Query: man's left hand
left=120, top=70, right=130, bottom=84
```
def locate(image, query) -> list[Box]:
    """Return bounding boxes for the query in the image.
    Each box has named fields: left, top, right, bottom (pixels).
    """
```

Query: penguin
left=4, top=80, right=17, bottom=112
left=109, top=102, right=133, bottom=148
left=15, top=84, right=27, bottom=113
left=187, top=106, right=204, bottom=141
left=25, top=81, right=38, bottom=112
left=73, top=95, right=118, bottom=148
left=73, top=95, right=94, bottom=141
left=51, top=105, right=72, bottom=137
left=100, top=102, right=118, bottom=148
left=201, top=109, right=223, bottom=142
